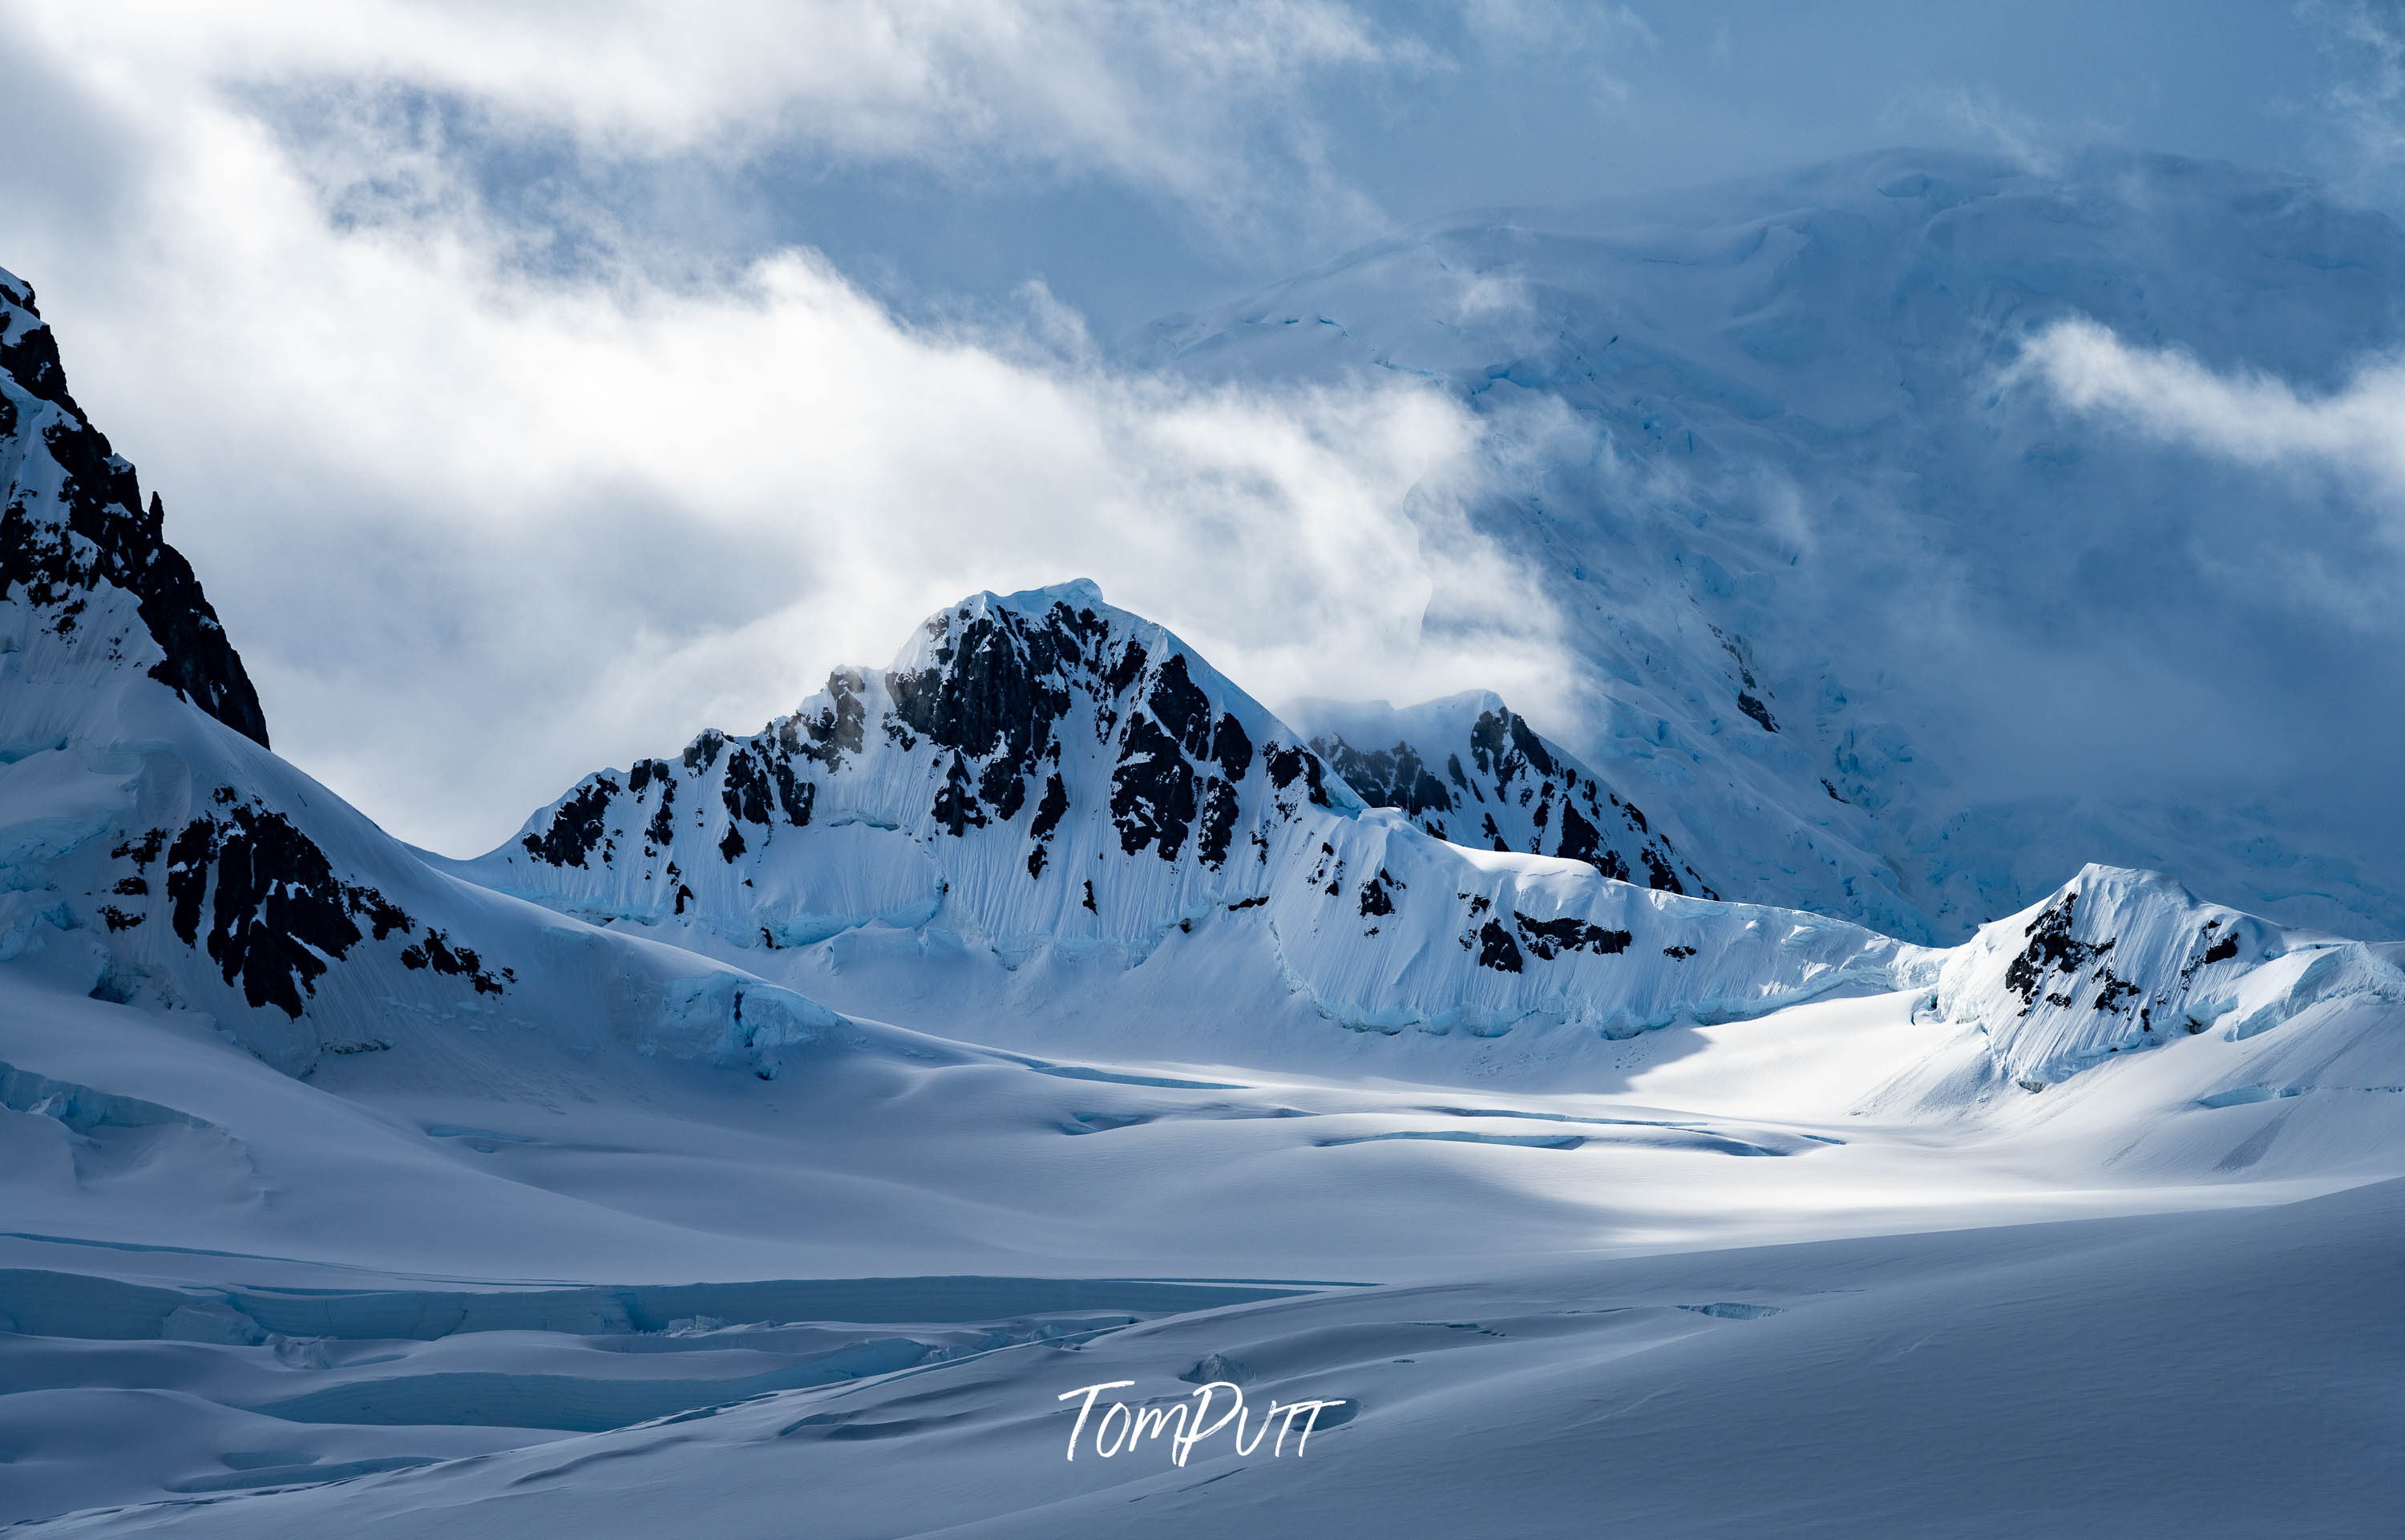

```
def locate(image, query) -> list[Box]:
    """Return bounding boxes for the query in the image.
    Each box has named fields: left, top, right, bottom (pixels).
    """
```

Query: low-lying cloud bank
left=0, top=0, right=1563, bottom=855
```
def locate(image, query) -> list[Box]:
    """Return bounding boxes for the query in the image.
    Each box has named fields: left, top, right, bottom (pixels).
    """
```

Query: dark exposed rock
left=1029, top=773, right=1070, bottom=841
left=1640, top=847, right=1684, bottom=894
left=887, top=608, right=1073, bottom=773
left=1359, top=869, right=1397, bottom=918
left=1310, top=736, right=1450, bottom=817
left=1105, top=641, right=1148, bottom=697
left=1148, top=653, right=1214, bottom=757
left=1196, top=778, right=1240, bottom=867
left=683, top=730, right=727, bottom=774
left=399, top=928, right=505, bottom=995
left=1, top=283, right=269, bottom=746
left=798, top=671, right=870, bottom=767
left=1468, top=707, right=1557, bottom=786
left=111, top=828, right=166, bottom=866
left=1736, top=692, right=1779, bottom=733
left=1111, top=716, right=1196, bottom=859
left=722, top=748, right=774, bottom=826
left=2092, top=969, right=2142, bottom=1013
left=1263, top=744, right=1333, bottom=806
left=0, top=299, right=72, bottom=406
left=1513, top=911, right=1633, bottom=960
left=645, top=778, right=678, bottom=851
left=770, top=757, right=814, bottom=827
left=1475, top=917, right=1524, bottom=972
left=936, top=753, right=989, bottom=836
left=521, top=779, right=618, bottom=867
left=1212, top=713, right=1254, bottom=780
left=978, top=757, right=1027, bottom=820
left=164, top=804, right=452, bottom=1018
left=1554, top=802, right=1628, bottom=881
left=2003, top=890, right=2103, bottom=1013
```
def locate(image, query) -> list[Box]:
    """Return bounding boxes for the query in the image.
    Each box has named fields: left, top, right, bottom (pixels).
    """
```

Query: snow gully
left=1057, top=1380, right=1348, bottom=1465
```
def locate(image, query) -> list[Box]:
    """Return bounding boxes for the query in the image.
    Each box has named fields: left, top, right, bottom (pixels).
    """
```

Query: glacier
left=1146, top=146, right=2405, bottom=945
left=4, top=144, right=2405, bottom=1538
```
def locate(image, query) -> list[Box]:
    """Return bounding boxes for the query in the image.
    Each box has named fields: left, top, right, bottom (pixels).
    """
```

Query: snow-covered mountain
left=455, top=581, right=1920, bottom=1045
left=1934, top=866, right=2373, bottom=1086
left=1294, top=692, right=1715, bottom=895
left=0, top=264, right=874, bottom=1083
left=1145, top=148, right=2405, bottom=945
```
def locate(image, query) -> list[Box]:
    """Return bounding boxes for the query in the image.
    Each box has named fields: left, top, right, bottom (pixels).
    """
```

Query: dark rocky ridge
left=499, top=588, right=1344, bottom=917
left=0, top=270, right=269, bottom=747
left=1309, top=701, right=1713, bottom=897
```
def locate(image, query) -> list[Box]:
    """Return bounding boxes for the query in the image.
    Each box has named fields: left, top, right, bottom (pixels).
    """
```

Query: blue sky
left=3, top=1, right=2400, bottom=852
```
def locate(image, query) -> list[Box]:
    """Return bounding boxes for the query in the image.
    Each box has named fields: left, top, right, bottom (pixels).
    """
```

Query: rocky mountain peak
left=0, top=265, right=269, bottom=748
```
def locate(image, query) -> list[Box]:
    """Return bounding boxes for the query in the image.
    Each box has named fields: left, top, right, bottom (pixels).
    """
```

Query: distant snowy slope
left=455, top=582, right=1926, bottom=1045
left=1144, top=148, right=2405, bottom=943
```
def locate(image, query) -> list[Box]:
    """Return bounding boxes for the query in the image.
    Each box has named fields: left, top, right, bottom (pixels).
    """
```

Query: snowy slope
left=8, top=889, right=2403, bottom=1529
left=1144, top=148, right=2405, bottom=944
left=29, top=1168, right=2404, bottom=1538
left=452, top=582, right=1924, bottom=1045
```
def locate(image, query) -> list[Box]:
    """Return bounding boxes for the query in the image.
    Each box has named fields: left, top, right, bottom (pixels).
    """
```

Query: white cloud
left=2015, top=314, right=2405, bottom=632
left=2017, top=315, right=2405, bottom=491
left=18, top=0, right=1417, bottom=246
left=2302, top=0, right=2405, bottom=200
left=0, top=0, right=1562, bottom=855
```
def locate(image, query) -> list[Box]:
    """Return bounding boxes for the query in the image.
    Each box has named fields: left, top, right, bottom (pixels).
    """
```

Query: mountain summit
left=0, top=268, right=267, bottom=747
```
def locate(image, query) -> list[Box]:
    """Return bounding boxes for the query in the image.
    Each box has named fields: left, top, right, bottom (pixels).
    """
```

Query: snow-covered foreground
left=33, top=1179, right=2400, bottom=1539
left=4, top=941, right=2400, bottom=1530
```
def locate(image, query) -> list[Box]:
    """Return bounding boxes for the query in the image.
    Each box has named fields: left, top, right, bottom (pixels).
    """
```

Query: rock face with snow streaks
left=1298, top=693, right=1714, bottom=896
left=0, top=271, right=267, bottom=749
left=0, top=263, right=851, bottom=1079
left=1931, top=864, right=2405, bottom=1088
left=467, top=583, right=1926, bottom=1040
left=465, top=581, right=1349, bottom=953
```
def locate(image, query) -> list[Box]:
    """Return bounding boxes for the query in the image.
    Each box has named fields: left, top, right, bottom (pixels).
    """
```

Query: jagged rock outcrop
left=0, top=270, right=267, bottom=748
left=1296, top=693, right=1714, bottom=896
left=1931, top=864, right=2405, bottom=1088
left=466, top=582, right=1923, bottom=1038
left=0, top=263, right=844, bottom=1078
